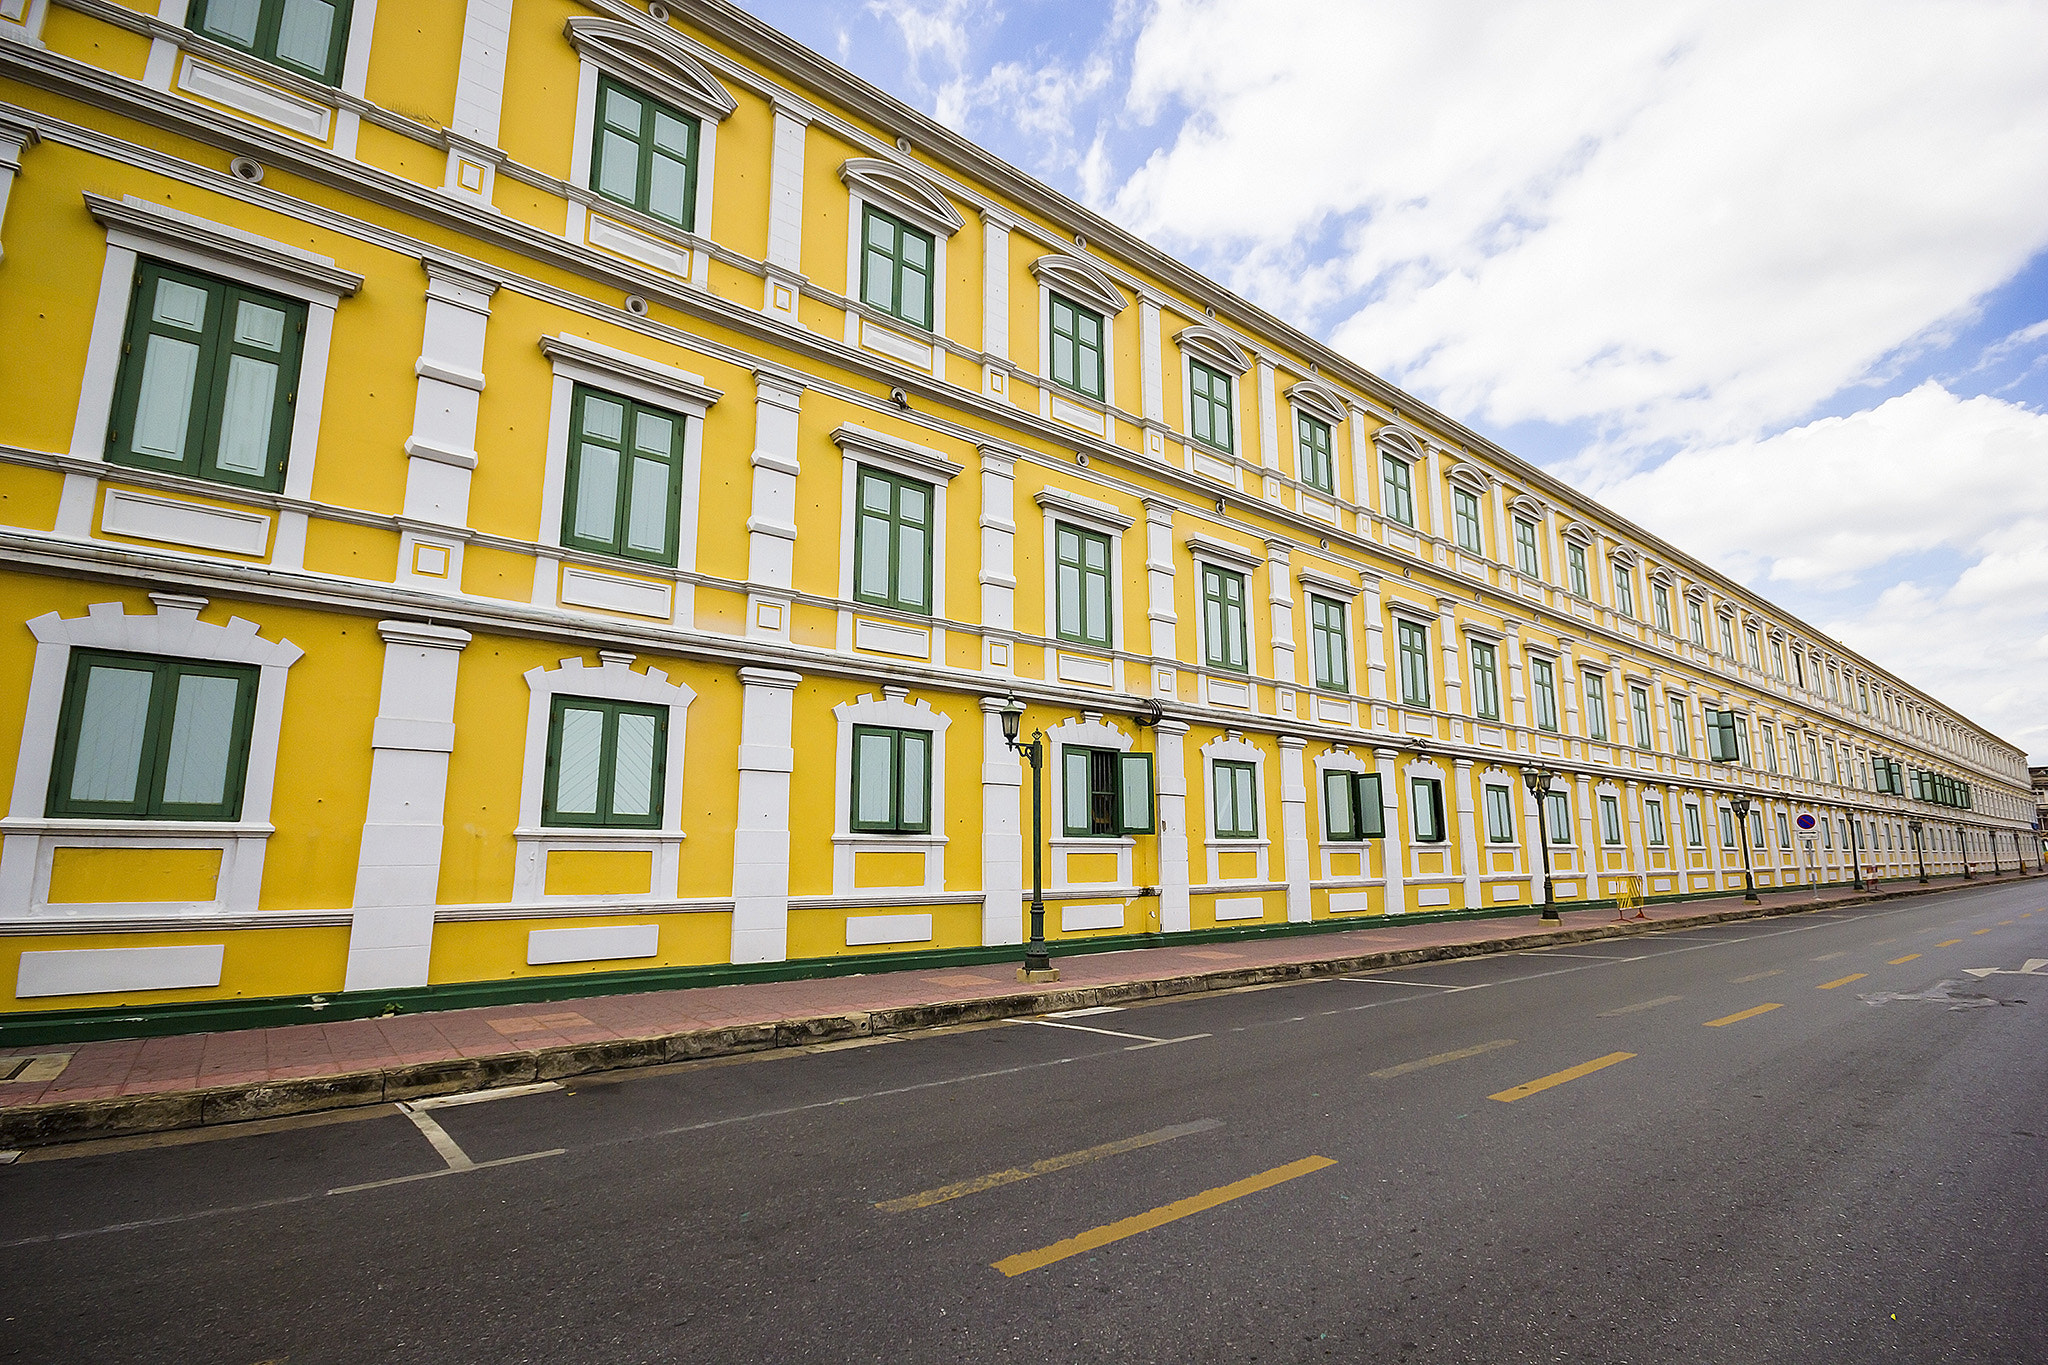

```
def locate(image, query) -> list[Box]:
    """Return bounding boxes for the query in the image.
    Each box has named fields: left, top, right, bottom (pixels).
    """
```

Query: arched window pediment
left=564, top=18, right=738, bottom=123
left=1446, top=460, right=1492, bottom=492
left=840, top=158, right=965, bottom=237
left=1174, top=324, right=1250, bottom=375
left=1286, top=378, right=1347, bottom=424
left=1372, top=424, right=1425, bottom=463
left=1030, top=253, right=1128, bottom=315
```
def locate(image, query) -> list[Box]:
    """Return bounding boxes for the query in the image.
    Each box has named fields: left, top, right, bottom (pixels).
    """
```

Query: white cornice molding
left=538, top=333, right=723, bottom=410
left=83, top=191, right=364, bottom=296
left=563, top=16, right=739, bottom=123
left=1173, top=324, right=1250, bottom=375
left=839, top=156, right=965, bottom=236
left=831, top=422, right=966, bottom=481
left=1029, top=252, right=1128, bottom=315
left=1185, top=532, right=1265, bottom=572
left=1033, top=486, right=1135, bottom=532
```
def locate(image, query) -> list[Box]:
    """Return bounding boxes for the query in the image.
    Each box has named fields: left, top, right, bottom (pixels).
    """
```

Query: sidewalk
left=2, top=871, right=2036, bottom=1148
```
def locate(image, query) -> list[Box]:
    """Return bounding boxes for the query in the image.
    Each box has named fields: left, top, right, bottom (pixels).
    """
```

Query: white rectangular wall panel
left=846, top=913, right=933, bottom=946
left=1213, top=897, right=1264, bottom=921
left=527, top=924, right=660, bottom=966
left=18, top=945, right=226, bottom=998
left=1060, top=903, right=1124, bottom=932
left=1327, top=891, right=1373, bottom=913
left=101, top=488, right=272, bottom=556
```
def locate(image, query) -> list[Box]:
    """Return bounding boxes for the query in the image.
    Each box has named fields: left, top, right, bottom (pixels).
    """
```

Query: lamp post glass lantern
left=1523, top=766, right=1559, bottom=924
left=1002, top=698, right=1052, bottom=977
left=1729, top=796, right=1761, bottom=904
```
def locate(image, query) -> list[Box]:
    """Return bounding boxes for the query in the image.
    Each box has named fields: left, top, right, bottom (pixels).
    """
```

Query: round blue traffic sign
left=1795, top=813, right=1818, bottom=831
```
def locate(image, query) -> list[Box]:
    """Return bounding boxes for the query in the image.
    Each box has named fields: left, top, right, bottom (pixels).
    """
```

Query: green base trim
left=2, top=871, right=2033, bottom=1047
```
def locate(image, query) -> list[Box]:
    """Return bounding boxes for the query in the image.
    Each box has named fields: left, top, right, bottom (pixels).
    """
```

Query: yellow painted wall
left=47, top=848, right=223, bottom=903
left=41, top=5, right=152, bottom=80
left=0, top=466, right=65, bottom=535
left=363, top=0, right=464, bottom=130
left=0, top=926, right=350, bottom=1013
left=427, top=912, right=733, bottom=984
left=786, top=903, right=982, bottom=959
left=544, top=850, right=654, bottom=897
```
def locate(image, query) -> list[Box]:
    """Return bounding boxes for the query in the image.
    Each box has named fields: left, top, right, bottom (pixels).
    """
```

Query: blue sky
left=748, top=0, right=2048, bottom=764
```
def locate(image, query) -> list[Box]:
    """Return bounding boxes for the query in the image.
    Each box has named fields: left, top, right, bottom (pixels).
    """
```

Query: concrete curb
left=3, top=874, right=2035, bottom=1149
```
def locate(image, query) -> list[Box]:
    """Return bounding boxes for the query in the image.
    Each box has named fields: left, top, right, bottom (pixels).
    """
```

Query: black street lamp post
left=1000, top=698, right=1054, bottom=979
left=1907, top=818, right=1927, bottom=883
left=1523, top=765, right=1559, bottom=925
left=1730, top=795, right=1761, bottom=904
left=1958, top=823, right=1972, bottom=880
left=1844, top=808, right=1866, bottom=892
left=1989, top=828, right=2001, bottom=876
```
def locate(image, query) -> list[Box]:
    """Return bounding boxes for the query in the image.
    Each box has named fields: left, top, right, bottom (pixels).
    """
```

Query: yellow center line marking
left=1489, top=1052, right=1635, bottom=1103
left=1730, top=969, right=1783, bottom=983
left=991, top=1155, right=1336, bottom=1277
left=1704, top=1003, right=1782, bottom=1027
left=1370, top=1038, right=1516, bottom=1079
left=1888, top=954, right=1921, bottom=965
left=878, top=1119, right=1221, bottom=1213
left=1998, top=920, right=2017, bottom=926
left=1818, top=973, right=1868, bottom=989
left=1936, top=939, right=1964, bottom=947
left=1972, top=928, right=1994, bottom=935
left=1598, top=995, right=1684, bottom=1018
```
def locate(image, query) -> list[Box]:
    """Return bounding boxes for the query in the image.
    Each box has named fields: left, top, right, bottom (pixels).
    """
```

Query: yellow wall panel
left=543, top=850, right=654, bottom=898
left=1326, top=851, right=1362, bottom=878
left=710, top=92, right=773, bottom=265
left=0, top=926, right=350, bottom=1013
left=42, top=5, right=152, bottom=79
left=459, top=543, right=537, bottom=602
left=426, top=912, right=733, bottom=985
left=1064, top=852, right=1119, bottom=884
left=1216, top=850, right=1259, bottom=882
left=47, top=848, right=224, bottom=904
left=0, top=466, right=66, bottom=534
left=363, top=0, right=464, bottom=128
left=495, top=0, right=583, bottom=183
left=785, top=903, right=981, bottom=960
left=854, top=850, right=925, bottom=889
left=303, top=517, right=401, bottom=584
left=352, top=119, right=447, bottom=191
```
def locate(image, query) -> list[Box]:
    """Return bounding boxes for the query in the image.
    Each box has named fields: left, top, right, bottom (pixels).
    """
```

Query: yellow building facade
left=0, top=0, right=2034, bottom=1033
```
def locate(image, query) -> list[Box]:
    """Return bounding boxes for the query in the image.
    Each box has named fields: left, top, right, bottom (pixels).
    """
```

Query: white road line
left=1122, top=1034, right=1212, bottom=1051
left=1519, top=950, right=1646, bottom=962
left=1340, top=977, right=1486, bottom=991
left=330, top=1149, right=564, bottom=1196
left=406, top=1081, right=562, bottom=1112
left=399, top=1105, right=476, bottom=1172
left=1010, top=1017, right=1167, bottom=1043
left=1044, top=1005, right=1124, bottom=1019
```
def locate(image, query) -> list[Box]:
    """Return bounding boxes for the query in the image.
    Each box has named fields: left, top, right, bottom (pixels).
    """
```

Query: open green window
left=1061, top=746, right=1155, bottom=837
left=48, top=650, right=260, bottom=821
left=188, top=0, right=354, bottom=84
left=1322, top=770, right=1384, bottom=842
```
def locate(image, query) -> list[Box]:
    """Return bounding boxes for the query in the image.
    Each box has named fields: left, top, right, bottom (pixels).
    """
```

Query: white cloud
left=1596, top=383, right=2048, bottom=758
left=1108, top=0, right=2048, bottom=451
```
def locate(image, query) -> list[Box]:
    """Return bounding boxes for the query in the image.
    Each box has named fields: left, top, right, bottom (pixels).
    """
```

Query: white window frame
left=1048, top=714, right=1140, bottom=891
left=833, top=423, right=965, bottom=658
left=831, top=687, right=950, bottom=897
left=1298, top=568, right=1361, bottom=697
left=1188, top=533, right=1265, bottom=702
left=63, top=195, right=364, bottom=568
left=1, top=594, right=302, bottom=919
left=1036, top=487, right=1134, bottom=664
left=1199, top=732, right=1268, bottom=885
left=564, top=17, right=737, bottom=288
left=1313, top=747, right=1379, bottom=881
left=1031, top=253, right=1127, bottom=435
left=513, top=653, right=695, bottom=905
left=143, top=0, right=382, bottom=157
left=1286, top=380, right=1350, bottom=506
left=532, top=333, right=719, bottom=625
left=1175, top=325, right=1251, bottom=473
left=839, top=157, right=964, bottom=373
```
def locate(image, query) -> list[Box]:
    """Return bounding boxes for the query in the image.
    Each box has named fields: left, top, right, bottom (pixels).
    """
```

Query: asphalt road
left=6, top=882, right=2046, bottom=1364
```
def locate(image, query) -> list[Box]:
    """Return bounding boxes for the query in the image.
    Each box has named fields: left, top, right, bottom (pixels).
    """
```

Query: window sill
left=1205, top=837, right=1270, bottom=850
left=833, top=833, right=948, bottom=847
left=516, top=827, right=686, bottom=843
left=0, top=818, right=274, bottom=838
left=1051, top=836, right=1135, bottom=850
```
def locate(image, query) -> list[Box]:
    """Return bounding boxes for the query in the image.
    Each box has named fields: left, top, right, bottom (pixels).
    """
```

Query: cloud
left=1106, top=0, right=2048, bottom=451
left=1596, top=382, right=2048, bottom=757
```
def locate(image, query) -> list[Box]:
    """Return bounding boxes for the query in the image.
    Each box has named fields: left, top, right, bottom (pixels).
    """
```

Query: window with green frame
left=107, top=261, right=306, bottom=492
left=1395, top=619, right=1431, bottom=707
left=1514, top=517, right=1540, bottom=575
left=853, top=467, right=934, bottom=615
left=188, top=0, right=352, bottom=84
left=1382, top=455, right=1415, bottom=527
left=1452, top=486, right=1483, bottom=553
left=1296, top=412, right=1334, bottom=493
left=46, top=650, right=258, bottom=821
left=1469, top=640, right=1501, bottom=720
left=1201, top=564, right=1248, bottom=672
left=1323, top=769, right=1383, bottom=841
left=1719, top=805, right=1737, bottom=849
left=1188, top=358, right=1234, bottom=452
left=1684, top=802, right=1703, bottom=847
left=1645, top=798, right=1666, bottom=846
left=1668, top=696, right=1691, bottom=757
left=1581, top=669, right=1608, bottom=741
left=1483, top=784, right=1515, bottom=842
left=543, top=696, right=666, bottom=829
left=859, top=206, right=935, bottom=330
left=1688, top=599, right=1707, bottom=645
left=1061, top=746, right=1155, bottom=837
left=1211, top=759, right=1258, bottom=839
left=1309, top=595, right=1348, bottom=692
left=1410, top=776, right=1446, bottom=843
left=561, top=385, right=686, bottom=565
left=1547, top=790, right=1573, bottom=844
left=1629, top=684, right=1653, bottom=751
left=1567, top=542, right=1590, bottom=598
left=1053, top=523, right=1112, bottom=647
left=590, top=76, right=700, bottom=230
left=1599, top=793, right=1624, bottom=845
left=1613, top=562, right=1635, bottom=616
left=1048, top=293, right=1105, bottom=400
left=1652, top=582, right=1672, bottom=633
left=1530, top=656, right=1559, bottom=732
left=850, top=724, right=931, bottom=834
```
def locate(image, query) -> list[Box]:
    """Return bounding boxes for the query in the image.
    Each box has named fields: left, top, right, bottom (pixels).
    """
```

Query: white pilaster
left=1455, top=758, right=1481, bottom=909
left=1265, top=539, right=1296, bottom=693
left=1377, top=747, right=1407, bottom=912
left=763, top=100, right=811, bottom=324
left=446, top=0, right=514, bottom=203
left=1138, top=293, right=1165, bottom=426
left=1154, top=719, right=1192, bottom=932
left=399, top=257, right=496, bottom=593
left=1279, top=735, right=1310, bottom=922
left=1505, top=620, right=1529, bottom=733
left=980, top=697, right=1024, bottom=945
left=1361, top=579, right=1389, bottom=709
left=746, top=367, right=805, bottom=643
left=1143, top=499, right=1178, bottom=697
left=980, top=206, right=1012, bottom=397
left=1436, top=598, right=1465, bottom=718
left=1255, top=355, right=1280, bottom=494
left=979, top=445, right=1018, bottom=673
left=344, top=621, right=471, bottom=991
left=732, top=667, right=801, bottom=964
